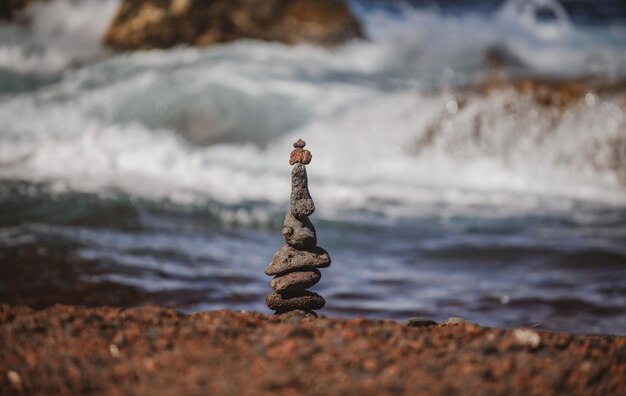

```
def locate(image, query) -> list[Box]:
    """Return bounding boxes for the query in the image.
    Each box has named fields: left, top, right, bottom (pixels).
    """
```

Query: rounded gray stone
left=282, top=210, right=316, bottom=249
left=291, top=163, right=315, bottom=217
left=266, top=290, right=325, bottom=313
left=264, top=245, right=331, bottom=276
left=271, top=268, right=321, bottom=293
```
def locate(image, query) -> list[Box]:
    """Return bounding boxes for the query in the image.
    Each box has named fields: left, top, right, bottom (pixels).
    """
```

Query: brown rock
left=265, top=245, right=330, bottom=276
left=289, top=148, right=312, bottom=165
left=265, top=290, right=325, bottom=312
left=271, top=268, right=321, bottom=293
left=293, top=139, right=306, bottom=148
left=282, top=210, right=316, bottom=249
left=104, top=0, right=364, bottom=51
left=291, top=163, right=315, bottom=217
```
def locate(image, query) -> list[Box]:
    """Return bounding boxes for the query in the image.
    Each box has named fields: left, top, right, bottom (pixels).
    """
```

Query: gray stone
left=265, top=245, right=331, bottom=276
left=444, top=317, right=472, bottom=325
left=282, top=210, right=316, bottom=248
left=272, top=269, right=321, bottom=293
left=405, top=317, right=438, bottom=328
left=291, top=163, right=315, bottom=217
left=266, top=290, right=325, bottom=313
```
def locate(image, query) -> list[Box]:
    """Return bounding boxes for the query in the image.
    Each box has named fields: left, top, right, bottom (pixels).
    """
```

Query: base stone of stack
left=265, top=245, right=330, bottom=276
left=266, top=290, right=326, bottom=312
left=272, top=268, right=321, bottom=293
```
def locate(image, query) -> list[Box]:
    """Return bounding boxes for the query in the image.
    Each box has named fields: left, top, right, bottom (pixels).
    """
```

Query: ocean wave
left=0, top=0, right=625, bottom=219
left=1, top=78, right=625, bottom=216
left=0, top=0, right=119, bottom=74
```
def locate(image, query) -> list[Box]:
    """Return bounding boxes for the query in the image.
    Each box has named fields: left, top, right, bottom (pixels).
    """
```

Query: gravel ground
left=1, top=304, right=625, bottom=395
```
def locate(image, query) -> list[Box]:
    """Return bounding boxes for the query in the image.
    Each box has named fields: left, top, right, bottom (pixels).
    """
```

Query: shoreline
left=1, top=304, right=625, bottom=395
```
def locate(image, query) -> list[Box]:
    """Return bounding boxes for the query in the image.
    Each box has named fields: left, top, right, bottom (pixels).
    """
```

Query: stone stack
left=265, top=139, right=331, bottom=315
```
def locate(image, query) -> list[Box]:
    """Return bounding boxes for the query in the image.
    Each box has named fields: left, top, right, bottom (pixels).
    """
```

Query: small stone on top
left=293, top=139, right=306, bottom=148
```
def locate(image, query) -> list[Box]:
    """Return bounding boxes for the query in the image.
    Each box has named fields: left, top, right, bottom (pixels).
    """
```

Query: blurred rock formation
left=104, top=0, right=364, bottom=50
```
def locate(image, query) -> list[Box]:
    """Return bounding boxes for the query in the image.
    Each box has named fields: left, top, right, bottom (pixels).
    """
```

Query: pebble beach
left=1, top=304, right=625, bottom=395
left=1, top=1, right=626, bottom=394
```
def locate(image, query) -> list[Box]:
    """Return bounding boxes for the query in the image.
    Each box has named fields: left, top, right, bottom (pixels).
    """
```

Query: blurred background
left=0, top=0, right=625, bottom=335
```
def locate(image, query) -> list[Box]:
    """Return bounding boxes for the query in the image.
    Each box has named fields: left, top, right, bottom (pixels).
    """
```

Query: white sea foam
left=1, top=70, right=624, bottom=217
left=0, top=0, right=625, bottom=220
left=0, top=0, right=119, bottom=74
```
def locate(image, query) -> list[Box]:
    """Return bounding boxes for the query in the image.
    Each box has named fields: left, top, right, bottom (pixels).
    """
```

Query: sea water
left=1, top=0, right=625, bottom=334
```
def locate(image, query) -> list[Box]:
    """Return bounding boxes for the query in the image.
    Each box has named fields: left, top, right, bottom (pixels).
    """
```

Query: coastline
left=1, top=304, right=625, bottom=395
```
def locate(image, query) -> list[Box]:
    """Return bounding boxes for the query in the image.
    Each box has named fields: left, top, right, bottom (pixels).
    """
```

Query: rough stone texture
left=289, top=148, right=312, bottom=165
left=265, top=245, right=330, bottom=276
left=104, top=0, right=364, bottom=51
left=265, top=290, right=325, bottom=312
left=1, top=304, right=625, bottom=396
left=293, top=139, right=306, bottom=148
left=282, top=210, right=316, bottom=248
left=290, top=163, right=315, bottom=217
left=271, top=268, right=321, bottom=293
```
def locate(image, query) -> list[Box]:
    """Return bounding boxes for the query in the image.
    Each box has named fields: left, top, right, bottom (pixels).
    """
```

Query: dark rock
left=289, top=148, right=312, bottom=165
left=293, top=139, right=306, bottom=148
left=405, top=317, right=438, bottom=328
left=266, top=290, right=325, bottom=312
left=444, top=317, right=472, bottom=325
left=272, top=269, right=321, bottom=293
left=282, top=210, right=316, bottom=248
left=104, top=0, right=364, bottom=51
left=291, top=163, right=315, bottom=217
left=265, top=245, right=330, bottom=276
left=0, top=0, right=38, bottom=21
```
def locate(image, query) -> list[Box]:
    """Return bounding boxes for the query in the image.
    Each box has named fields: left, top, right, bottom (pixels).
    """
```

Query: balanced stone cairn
left=265, top=139, right=331, bottom=315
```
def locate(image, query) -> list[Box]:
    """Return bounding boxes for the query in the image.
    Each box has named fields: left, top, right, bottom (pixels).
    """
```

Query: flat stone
left=266, top=290, right=325, bottom=313
left=282, top=211, right=316, bottom=248
left=289, top=148, right=312, bottom=165
left=291, top=164, right=315, bottom=217
left=272, top=269, right=321, bottom=293
left=405, top=317, right=438, bottom=328
left=293, top=139, right=306, bottom=148
left=265, top=245, right=331, bottom=276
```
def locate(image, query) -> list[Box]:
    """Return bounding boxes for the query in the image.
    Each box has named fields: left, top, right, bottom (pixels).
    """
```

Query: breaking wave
left=1, top=0, right=625, bottom=220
